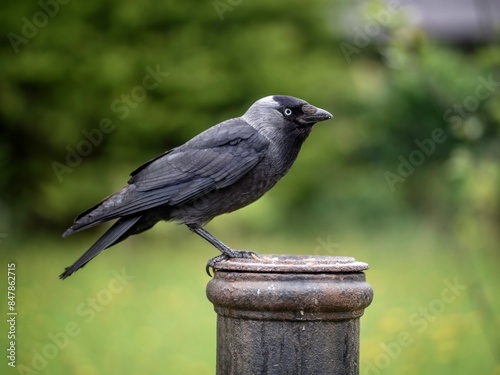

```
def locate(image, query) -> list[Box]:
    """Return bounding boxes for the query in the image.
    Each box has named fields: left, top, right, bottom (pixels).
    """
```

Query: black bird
left=60, top=95, right=332, bottom=279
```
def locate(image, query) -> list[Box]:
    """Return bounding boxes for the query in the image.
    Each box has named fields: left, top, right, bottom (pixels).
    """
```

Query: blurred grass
left=1, top=213, right=498, bottom=375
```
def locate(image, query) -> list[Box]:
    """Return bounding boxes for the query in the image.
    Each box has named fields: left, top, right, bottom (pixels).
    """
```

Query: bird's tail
left=60, top=215, right=142, bottom=279
left=62, top=185, right=132, bottom=238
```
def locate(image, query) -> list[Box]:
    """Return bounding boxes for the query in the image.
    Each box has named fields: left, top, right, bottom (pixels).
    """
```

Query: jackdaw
left=60, top=95, right=332, bottom=279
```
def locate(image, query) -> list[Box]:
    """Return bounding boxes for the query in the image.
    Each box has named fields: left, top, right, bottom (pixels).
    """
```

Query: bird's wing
left=67, top=120, right=269, bottom=230
left=129, top=120, right=269, bottom=203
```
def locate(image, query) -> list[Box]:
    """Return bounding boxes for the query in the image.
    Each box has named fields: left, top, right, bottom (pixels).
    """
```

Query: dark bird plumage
left=60, top=95, right=332, bottom=279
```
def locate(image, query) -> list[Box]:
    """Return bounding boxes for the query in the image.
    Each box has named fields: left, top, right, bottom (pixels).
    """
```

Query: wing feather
left=68, top=119, right=269, bottom=231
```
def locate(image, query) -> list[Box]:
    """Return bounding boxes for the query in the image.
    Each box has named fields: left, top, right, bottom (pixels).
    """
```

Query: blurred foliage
left=0, top=0, right=499, bottom=374
left=0, top=0, right=499, bottom=234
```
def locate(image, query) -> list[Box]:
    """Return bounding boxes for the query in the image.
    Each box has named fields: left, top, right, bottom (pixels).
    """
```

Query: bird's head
left=242, top=95, right=333, bottom=139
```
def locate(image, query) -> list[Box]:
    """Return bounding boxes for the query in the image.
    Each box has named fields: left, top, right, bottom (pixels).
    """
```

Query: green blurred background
left=1, top=0, right=499, bottom=374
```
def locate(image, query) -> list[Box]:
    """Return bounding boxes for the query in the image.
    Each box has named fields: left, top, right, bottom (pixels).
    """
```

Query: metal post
left=206, top=255, right=373, bottom=375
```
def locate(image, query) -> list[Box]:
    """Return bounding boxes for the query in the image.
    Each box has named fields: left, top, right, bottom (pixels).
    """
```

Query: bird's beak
left=299, top=104, right=333, bottom=125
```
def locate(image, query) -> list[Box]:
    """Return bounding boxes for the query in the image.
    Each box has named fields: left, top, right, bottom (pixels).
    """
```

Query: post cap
left=212, top=254, right=369, bottom=273
left=207, top=254, right=373, bottom=321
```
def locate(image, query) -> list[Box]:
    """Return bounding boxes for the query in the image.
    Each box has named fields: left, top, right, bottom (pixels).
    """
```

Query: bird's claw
left=205, top=254, right=229, bottom=277
left=205, top=250, right=260, bottom=277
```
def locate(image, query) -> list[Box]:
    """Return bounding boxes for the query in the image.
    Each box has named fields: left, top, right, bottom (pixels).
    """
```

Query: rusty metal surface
left=207, top=254, right=373, bottom=321
left=216, top=317, right=360, bottom=375
left=206, top=254, right=373, bottom=375
left=212, top=254, right=369, bottom=273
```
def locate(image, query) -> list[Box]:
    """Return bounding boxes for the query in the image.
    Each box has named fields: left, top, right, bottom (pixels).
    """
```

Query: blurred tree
left=0, top=0, right=498, bottom=239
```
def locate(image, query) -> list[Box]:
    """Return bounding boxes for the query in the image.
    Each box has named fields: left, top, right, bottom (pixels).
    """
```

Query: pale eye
left=284, top=108, right=292, bottom=116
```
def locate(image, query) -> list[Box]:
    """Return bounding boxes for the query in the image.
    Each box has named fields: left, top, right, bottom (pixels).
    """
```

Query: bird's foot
left=206, top=250, right=259, bottom=277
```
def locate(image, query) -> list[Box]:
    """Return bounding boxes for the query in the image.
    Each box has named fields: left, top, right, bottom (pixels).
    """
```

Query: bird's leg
left=186, top=224, right=259, bottom=275
left=187, top=224, right=238, bottom=257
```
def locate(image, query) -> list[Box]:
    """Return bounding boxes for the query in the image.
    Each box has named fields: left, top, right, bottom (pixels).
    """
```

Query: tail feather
left=60, top=215, right=142, bottom=279
left=62, top=186, right=132, bottom=238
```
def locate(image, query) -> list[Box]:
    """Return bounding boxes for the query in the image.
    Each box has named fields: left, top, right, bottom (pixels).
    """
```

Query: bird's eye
left=284, top=108, right=293, bottom=116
